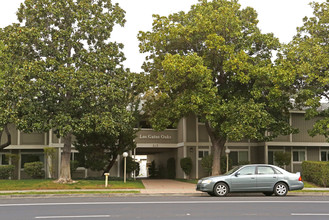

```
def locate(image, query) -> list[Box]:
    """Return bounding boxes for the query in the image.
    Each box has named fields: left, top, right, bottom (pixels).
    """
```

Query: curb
left=0, top=191, right=329, bottom=198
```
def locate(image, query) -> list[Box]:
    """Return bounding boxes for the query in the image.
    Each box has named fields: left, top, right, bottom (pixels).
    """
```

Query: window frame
left=20, top=152, right=45, bottom=169
left=229, top=150, right=249, bottom=166
left=292, top=150, right=306, bottom=163
left=320, top=150, right=329, bottom=161
left=198, top=149, right=210, bottom=160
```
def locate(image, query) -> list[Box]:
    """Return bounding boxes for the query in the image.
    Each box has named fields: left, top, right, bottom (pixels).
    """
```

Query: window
left=238, top=166, right=255, bottom=175
left=198, top=150, right=209, bottom=160
left=70, top=152, right=85, bottom=167
left=230, top=151, right=249, bottom=166
left=268, top=151, right=284, bottom=165
left=321, top=151, right=329, bottom=161
left=21, top=153, right=44, bottom=168
left=293, top=151, right=305, bottom=162
left=0, top=154, right=9, bottom=165
left=257, top=166, right=275, bottom=175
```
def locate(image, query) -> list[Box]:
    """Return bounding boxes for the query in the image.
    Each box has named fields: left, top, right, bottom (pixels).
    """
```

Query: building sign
left=136, top=130, right=178, bottom=144
left=139, top=134, right=172, bottom=140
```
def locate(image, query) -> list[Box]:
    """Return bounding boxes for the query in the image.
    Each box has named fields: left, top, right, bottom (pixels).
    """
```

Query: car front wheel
left=213, top=182, right=229, bottom=197
left=274, top=182, right=288, bottom=196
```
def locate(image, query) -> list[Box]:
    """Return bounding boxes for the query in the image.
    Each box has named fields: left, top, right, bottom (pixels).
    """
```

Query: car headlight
left=201, top=179, right=212, bottom=184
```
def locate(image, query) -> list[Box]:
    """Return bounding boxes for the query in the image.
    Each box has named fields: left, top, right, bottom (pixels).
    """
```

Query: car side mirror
left=235, top=172, right=240, bottom=177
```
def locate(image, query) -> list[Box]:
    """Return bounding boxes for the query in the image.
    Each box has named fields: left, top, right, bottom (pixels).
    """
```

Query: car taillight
left=298, top=176, right=302, bottom=181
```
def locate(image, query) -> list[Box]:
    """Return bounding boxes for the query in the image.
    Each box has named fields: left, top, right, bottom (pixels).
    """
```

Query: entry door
left=230, top=166, right=257, bottom=192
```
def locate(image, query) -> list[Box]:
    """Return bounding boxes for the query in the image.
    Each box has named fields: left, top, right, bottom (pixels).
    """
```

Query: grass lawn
left=0, top=179, right=144, bottom=191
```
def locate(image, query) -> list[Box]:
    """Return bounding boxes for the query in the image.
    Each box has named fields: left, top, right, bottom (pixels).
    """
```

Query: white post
left=225, top=148, right=230, bottom=173
left=104, top=173, right=109, bottom=187
left=123, top=152, right=128, bottom=183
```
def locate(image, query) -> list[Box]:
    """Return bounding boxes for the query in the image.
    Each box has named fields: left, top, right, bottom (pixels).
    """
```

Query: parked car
left=196, top=164, right=303, bottom=196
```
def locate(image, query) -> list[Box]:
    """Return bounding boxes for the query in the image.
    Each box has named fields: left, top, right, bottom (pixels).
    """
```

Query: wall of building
left=292, top=114, right=326, bottom=142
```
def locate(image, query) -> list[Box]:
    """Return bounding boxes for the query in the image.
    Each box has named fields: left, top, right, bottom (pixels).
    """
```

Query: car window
left=257, top=166, right=275, bottom=175
left=273, top=168, right=283, bottom=174
left=238, top=166, right=255, bottom=175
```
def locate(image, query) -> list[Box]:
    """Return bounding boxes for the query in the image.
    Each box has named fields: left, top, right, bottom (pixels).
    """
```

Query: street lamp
left=225, top=148, right=230, bottom=173
left=123, top=152, right=128, bottom=183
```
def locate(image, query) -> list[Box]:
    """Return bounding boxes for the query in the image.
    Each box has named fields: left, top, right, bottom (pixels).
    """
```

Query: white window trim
left=320, top=150, right=329, bottom=161
left=20, top=151, right=45, bottom=170
left=198, top=149, right=210, bottom=160
left=230, top=150, right=250, bottom=165
left=292, top=149, right=307, bottom=163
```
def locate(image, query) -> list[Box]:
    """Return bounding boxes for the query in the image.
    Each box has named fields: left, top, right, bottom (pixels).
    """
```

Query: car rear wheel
left=274, top=182, right=288, bottom=196
left=213, top=182, right=229, bottom=197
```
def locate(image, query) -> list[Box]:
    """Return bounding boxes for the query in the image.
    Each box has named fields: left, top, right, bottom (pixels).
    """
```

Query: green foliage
left=139, top=0, right=294, bottom=175
left=44, top=147, right=56, bottom=178
left=302, top=161, right=329, bottom=187
left=0, top=0, right=141, bottom=181
left=74, top=122, right=138, bottom=173
left=122, top=156, right=139, bottom=175
left=70, top=160, right=79, bottom=174
left=148, top=160, right=158, bottom=179
left=24, top=162, right=44, bottom=179
left=180, top=157, right=193, bottom=177
left=167, top=157, right=176, bottom=179
left=201, top=155, right=213, bottom=176
left=5, top=154, right=20, bottom=165
left=220, top=155, right=233, bottom=174
left=274, top=151, right=291, bottom=168
left=0, top=165, right=15, bottom=179
left=279, top=2, right=329, bottom=140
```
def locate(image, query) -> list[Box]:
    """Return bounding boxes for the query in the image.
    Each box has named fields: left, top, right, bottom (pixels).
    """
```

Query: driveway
left=141, top=179, right=201, bottom=194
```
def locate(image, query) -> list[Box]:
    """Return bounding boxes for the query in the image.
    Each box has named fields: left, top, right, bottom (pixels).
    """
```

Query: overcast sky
left=0, top=0, right=325, bottom=72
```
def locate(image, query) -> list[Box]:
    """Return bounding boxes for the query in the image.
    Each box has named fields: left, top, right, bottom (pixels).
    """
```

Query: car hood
left=199, top=174, right=229, bottom=181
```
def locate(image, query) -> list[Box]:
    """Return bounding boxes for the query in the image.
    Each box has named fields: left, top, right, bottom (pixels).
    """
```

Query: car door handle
left=273, top=176, right=277, bottom=178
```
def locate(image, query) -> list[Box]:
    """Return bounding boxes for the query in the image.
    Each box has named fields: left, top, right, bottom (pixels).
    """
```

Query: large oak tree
left=138, top=0, right=295, bottom=175
left=0, top=0, right=137, bottom=183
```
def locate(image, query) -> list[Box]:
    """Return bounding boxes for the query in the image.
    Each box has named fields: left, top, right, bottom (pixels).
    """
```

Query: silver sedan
left=196, top=164, right=304, bottom=196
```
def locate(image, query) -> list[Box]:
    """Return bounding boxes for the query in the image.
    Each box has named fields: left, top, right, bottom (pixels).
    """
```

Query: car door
left=230, top=166, right=257, bottom=192
left=256, top=166, right=279, bottom=191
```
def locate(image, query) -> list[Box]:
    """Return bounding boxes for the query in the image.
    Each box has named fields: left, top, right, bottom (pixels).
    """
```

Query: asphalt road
left=1, top=194, right=329, bottom=220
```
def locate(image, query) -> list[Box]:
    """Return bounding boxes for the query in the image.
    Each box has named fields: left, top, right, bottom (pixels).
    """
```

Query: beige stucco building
left=1, top=109, right=329, bottom=180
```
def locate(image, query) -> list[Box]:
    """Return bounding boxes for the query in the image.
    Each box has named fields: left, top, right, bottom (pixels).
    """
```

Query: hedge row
left=0, top=165, right=15, bottom=179
left=302, top=161, right=329, bottom=187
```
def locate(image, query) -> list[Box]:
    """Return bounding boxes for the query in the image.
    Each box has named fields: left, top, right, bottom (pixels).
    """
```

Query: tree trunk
left=0, top=125, right=11, bottom=150
left=205, top=121, right=226, bottom=176
left=56, top=132, right=73, bottom=183
left=104, top=154, right=118, bottom=174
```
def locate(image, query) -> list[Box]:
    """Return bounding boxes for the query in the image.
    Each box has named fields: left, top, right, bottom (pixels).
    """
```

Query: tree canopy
left=138, top=0, right=295, bottom=175
left=0, top=0, right=138, bottom=182
left=280, top=1, right=329, bottom=140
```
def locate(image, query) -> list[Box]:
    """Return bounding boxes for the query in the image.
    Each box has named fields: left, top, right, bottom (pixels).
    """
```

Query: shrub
left=70, top=160, right=79, bottom=174
left=201, top=155, right=213, bottom=175
left=302, top=161, right=329, bottom=187
left=220, top=156, right=232, bottom=174
left=0, top=165, right=15, bottom=179
left=148, top=160, right=158, bottom=178
left=274, top=151, right=291, bottom=168
left=122, top=156, right=139, bottom=176
left=167, top=157, right=176, bottom=179
left=180, top=157, right=193, bottom=178
left=24, top=162, right=44, bottom=179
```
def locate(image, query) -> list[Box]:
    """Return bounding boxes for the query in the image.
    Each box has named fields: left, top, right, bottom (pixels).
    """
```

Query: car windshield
left=224, top=166, right=240, bottom=175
